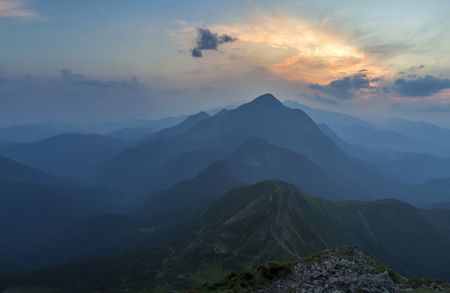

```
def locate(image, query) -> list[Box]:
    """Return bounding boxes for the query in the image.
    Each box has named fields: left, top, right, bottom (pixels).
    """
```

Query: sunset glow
left=208, top=13, right=390, bottom=84
left=2, top=0, right=450, bottom=125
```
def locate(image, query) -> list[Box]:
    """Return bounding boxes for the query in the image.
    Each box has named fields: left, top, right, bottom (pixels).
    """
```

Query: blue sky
left=2, top=0, right=450, bottom=126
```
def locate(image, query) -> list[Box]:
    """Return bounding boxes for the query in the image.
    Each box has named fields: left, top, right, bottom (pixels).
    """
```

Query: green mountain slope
left=14, top=181, right=450, bottom=292
left=189, top=181, right=450, bottom=280
left=142, top=137, right=369, bottom=222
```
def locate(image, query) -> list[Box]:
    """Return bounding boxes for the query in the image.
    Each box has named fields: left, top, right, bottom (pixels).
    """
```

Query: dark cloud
left=393, top=75, right=450, bottom=97
left=59, top=69, right=84, bottom=81
left=192, top=47, right=203, bottom=58
left=196, top=28, right=220, bottom=50
left=309, top=73, right=381, bottom=100
left=58, top=69, right=143, bottom=90
left=191, top=27, right=236, bottom=58
left=219, top=34, right=235, bottom=43
left=0, top=70, right=183, bottom=125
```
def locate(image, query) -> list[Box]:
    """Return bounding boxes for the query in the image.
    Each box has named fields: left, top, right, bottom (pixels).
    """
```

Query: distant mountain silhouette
left=286, top=100, right=450, bottom=157
left=107, top=127, right=154, bottom=141
left=142, top=137, right=372, bottom=226
left=144, top=161, right=240, bottom=220
left=284, top=100, right=370, bottom=127
left=0, top=180, right=123, bottom=269
left=382, top=118, right=450, bottom=147
left=145, top=111, right=211, bottom=141
left=0, top=156, right=71, bottom=186
left=409, top=177, right=450, bottom=205
left=89, top=93, right=399, bottom=199
left=0, top=141, right=18, bottom=151
left=0, top=117, right=187, bottom=143
left=219, top=137, right=369, bottom=199
left=0, top=123, right=79, bottom=143
left=0, top=134, right=132, bottom=179
left=330, top=123, right=450, bottom=157
left=319, top=123, right=450, bottom=184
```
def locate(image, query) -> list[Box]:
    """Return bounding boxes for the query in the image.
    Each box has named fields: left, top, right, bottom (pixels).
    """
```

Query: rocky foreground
left=191, top=247, right=450, bottom=293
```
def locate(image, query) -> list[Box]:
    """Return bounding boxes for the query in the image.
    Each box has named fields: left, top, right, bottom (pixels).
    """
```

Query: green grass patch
left=188, top=261, right=292, bottom=293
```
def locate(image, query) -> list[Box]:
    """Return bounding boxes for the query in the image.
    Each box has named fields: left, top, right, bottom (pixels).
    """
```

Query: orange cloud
left=211, top=12, right=389, bottom=84
left=425, top=88, right=450, bottom=102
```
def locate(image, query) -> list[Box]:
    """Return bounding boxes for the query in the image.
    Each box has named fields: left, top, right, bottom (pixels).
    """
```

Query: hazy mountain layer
left=0, top=156, right=71, bottom=186
left=89, top=94, right=400, bottom=200
left=0, top=134, right=132, bottom=179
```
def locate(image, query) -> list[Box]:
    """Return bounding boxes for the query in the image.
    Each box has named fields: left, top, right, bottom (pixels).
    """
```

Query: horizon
left=2, top=1, right=450, bottom=127
left=1, top=93, right=450, bottom=129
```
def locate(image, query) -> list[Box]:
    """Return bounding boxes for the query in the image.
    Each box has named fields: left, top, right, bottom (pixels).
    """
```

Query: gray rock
left=260, top=248, right=401, bottom=293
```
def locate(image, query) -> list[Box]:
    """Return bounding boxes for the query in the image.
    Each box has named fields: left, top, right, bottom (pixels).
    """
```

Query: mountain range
left=8, top=180, right=450, bottom=292
left=0, top=134, right=132, bottom=179
left=0, top=116, right=186, bottom=143
left=2, top=93, right=450, bottom=291
left=0, top=155, right=132, bottom=269
left=87, top=94, right=402, bottom=200
left=286, top=100, right=450, bottom=157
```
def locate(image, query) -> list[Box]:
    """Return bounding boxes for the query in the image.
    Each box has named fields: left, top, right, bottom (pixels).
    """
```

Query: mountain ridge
left=0, top=133, right=132, bottom=179
left=11, top=180, right=450, bottom=292
left=88, top=93, right=400, bottom=200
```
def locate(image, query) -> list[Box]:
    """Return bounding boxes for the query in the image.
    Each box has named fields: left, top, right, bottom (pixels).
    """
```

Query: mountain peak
left=249, top=93, right=283, bottom=107
left=185, top=111, right=210, bottom=122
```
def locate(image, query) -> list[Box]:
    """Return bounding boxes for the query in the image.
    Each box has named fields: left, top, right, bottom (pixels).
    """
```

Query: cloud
left=57, top=69, right=143, bottom=90
left=0, top=70, right=183, bottom=125
left=191, top=47, right=203, bottom=58
left=196, top=28, right=220, bottom=50
left=308, top=72, right=381, bottom=100
left=191, top=27, right=236, bottom=58
left=393, top=75, right=450, bottom=97
left=219, top=34, right=235, bottom=43
left=0, top=0, right=36, bottom=18
left=59, top=69, right=84, bottom=82
left=209, top=13, right=389, bottom=84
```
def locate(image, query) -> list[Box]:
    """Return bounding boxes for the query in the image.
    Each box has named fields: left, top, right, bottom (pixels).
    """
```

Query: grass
left=372, top=261, right=402, bottom=284
left=303, top=252, right=327, bottom=264
left=188, top=261, right=292, bottom=293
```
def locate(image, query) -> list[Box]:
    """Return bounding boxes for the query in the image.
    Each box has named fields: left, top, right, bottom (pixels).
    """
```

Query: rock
left=260, top=248, right=401, bottom=293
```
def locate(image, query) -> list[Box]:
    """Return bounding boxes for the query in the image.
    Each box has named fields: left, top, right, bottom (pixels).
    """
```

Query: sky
left=2, top=0, right=450, bottom=126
